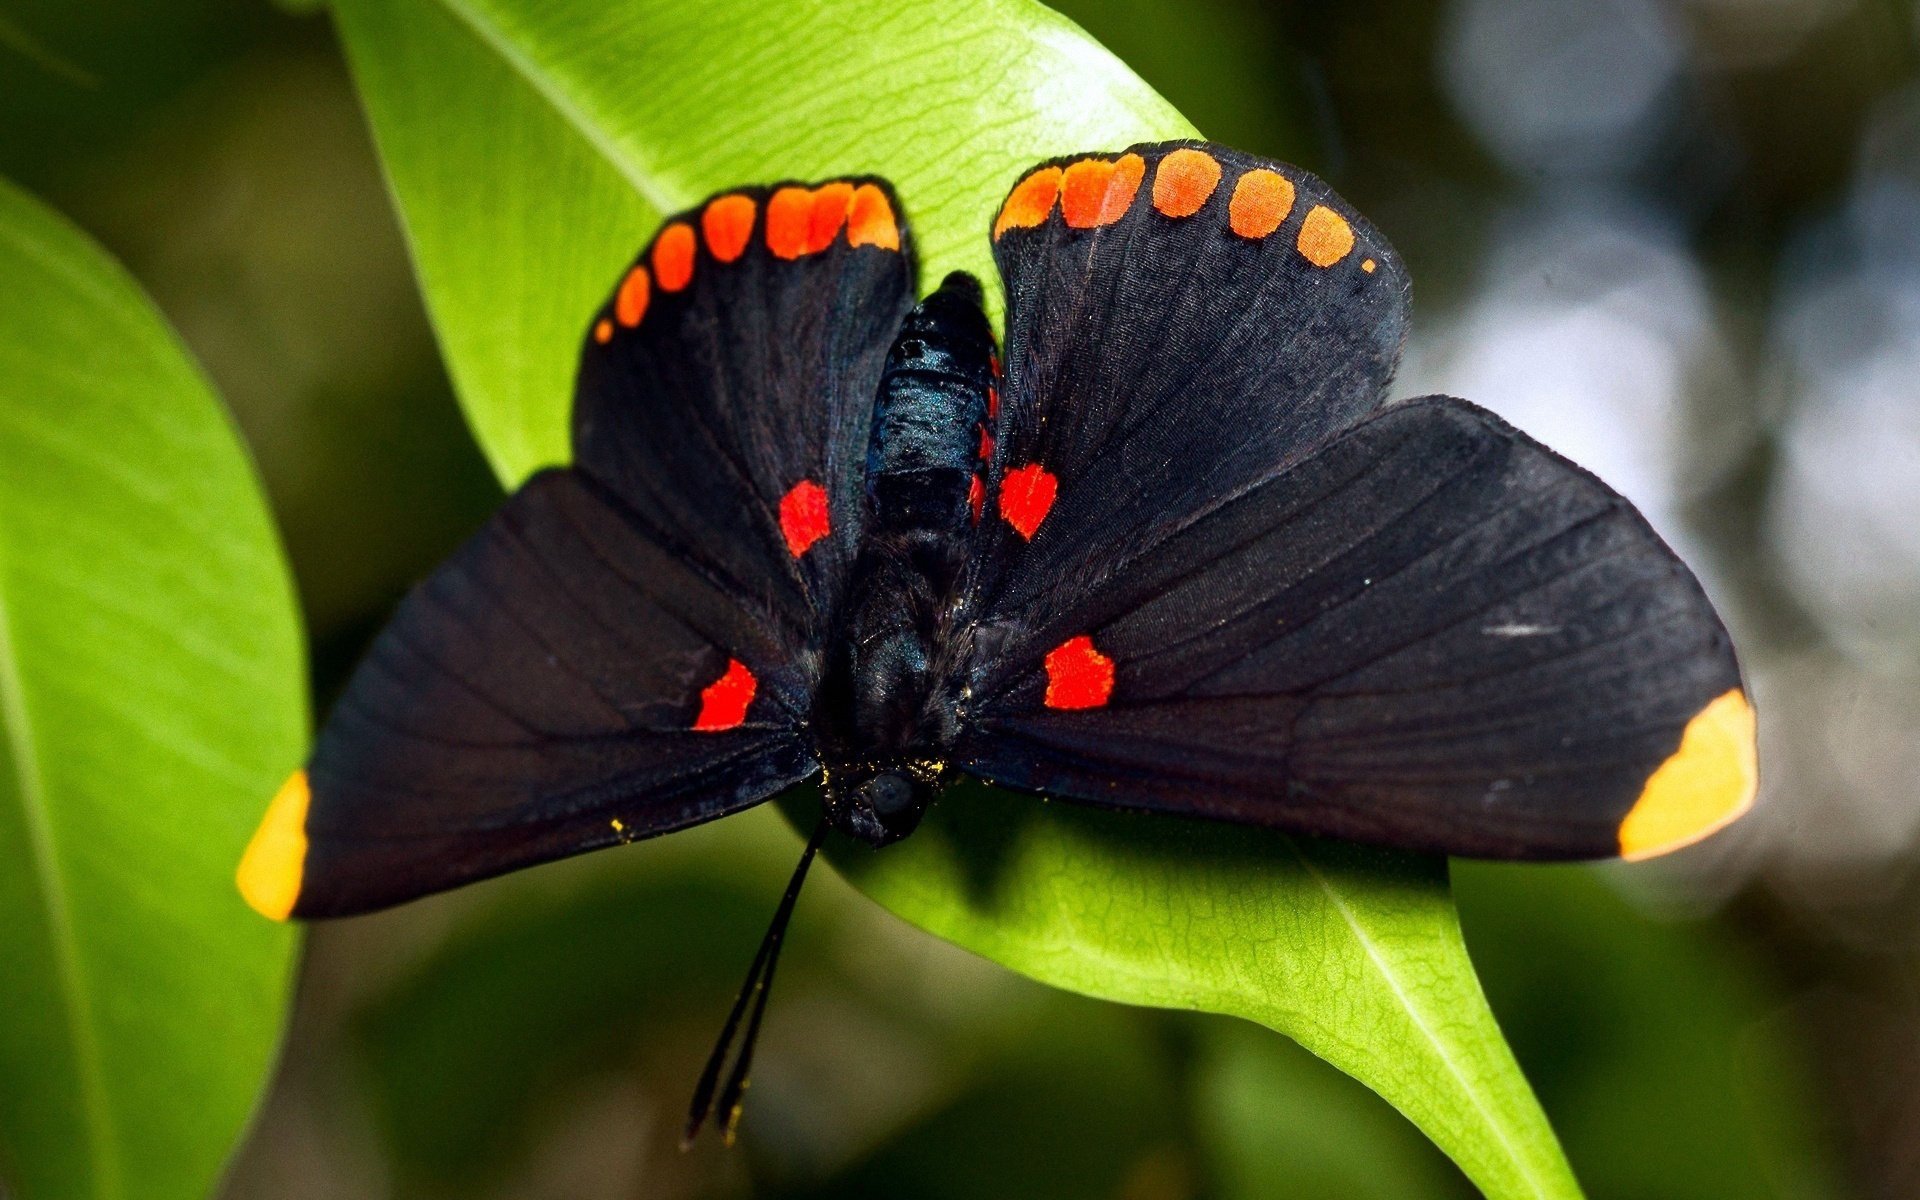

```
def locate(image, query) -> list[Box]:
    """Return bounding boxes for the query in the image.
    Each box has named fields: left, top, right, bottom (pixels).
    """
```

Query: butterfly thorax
left=817, top=272, right=996, bottom=846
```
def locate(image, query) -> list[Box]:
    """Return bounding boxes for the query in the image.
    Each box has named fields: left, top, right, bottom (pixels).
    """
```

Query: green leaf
left=820, top=785, right=1576, bottom=1199
left=1455, top=863, right=1844, bottom=1199
left=328, top=2, right=1580, bottom=1195
left=0, top=178, right=306, bottom=1199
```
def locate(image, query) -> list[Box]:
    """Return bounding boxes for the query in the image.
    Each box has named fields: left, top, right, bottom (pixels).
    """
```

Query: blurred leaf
left=0, top=179, right=306, bottom=1199
left=0, top=1, right=276, bottom=188
left=1455, top=863, right=1844, bottom=1200
left=783, top=998, right=1186, bottom=1200
left=1195, top=1018, right=1472, bottom=1200
left=329, top=2, right=1578, bottom=1195
left=345, top=808, right=1041, bottom=1197
left=50, top=46, right=503, bottom=645
left=356, top=869, right=778, bottom=1192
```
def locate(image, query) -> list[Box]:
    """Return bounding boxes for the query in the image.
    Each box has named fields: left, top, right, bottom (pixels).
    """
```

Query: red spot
left=846, top=184, right=900, bottom=250
left=702, top=194, right=757, bottom=263
left=968, top=474, right=984, bottom=523
left=694, top=659, right=757, bottom=731
left=766, top=187, right=813, bottom=259
left=779, top=480, right=831, bottom=556
left=978, top=424, right=995, bottom=462
left=987, top=384, right=999, bottom=419
left=989, top=353, right=1003, bottom=380
left=615, top=266, right=650, bottom=327
left=806, top=182, right=855, bottom=253
left=994, top=167, right=1062, bottom=240
left=1045, top=637, right=1114, bottom=710
left=592, top=318, right=613, bottom=344
left=653, top=222, right=696, bottom=292
left=999, top=464, right=1056, bottom=540
left=1060, top=154, right=1145, bottom=229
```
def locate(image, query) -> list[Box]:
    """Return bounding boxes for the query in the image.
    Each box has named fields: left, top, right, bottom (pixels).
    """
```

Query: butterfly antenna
left=682, top=815, right=829, bottom=1148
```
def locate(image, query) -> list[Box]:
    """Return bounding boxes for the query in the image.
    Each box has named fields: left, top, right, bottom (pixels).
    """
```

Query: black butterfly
left=239, top=141, right=1755, bottom=1141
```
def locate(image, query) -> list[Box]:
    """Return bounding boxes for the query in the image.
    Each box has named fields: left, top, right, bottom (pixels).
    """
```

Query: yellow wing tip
left=237, top=769, right=310, bottom=921
left=1618, top=689, right=1758, bottom=861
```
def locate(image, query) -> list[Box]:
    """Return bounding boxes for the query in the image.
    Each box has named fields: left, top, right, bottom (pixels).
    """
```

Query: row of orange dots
left=594, top=182, right=902, bottom=344
left=993, top=148, right=1376, bottom=273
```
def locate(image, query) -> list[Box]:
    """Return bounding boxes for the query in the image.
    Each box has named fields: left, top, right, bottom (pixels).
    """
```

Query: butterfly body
left=821, top=271, right=995, bottom=844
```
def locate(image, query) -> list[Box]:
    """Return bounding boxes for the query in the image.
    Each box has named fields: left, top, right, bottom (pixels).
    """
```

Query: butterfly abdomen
left=865, top=272, right=996, bottom=534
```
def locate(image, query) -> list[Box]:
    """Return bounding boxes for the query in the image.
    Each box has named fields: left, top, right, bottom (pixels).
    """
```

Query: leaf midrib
left=428, top=0, right=680, bottom=212
left=0, top=560, right=118, bottom=1199
left=1291, top=841, right=1546, bottom=1199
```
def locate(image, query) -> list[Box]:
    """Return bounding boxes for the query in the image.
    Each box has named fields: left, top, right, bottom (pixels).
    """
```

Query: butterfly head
left=826, top=759, right=947, bottom=846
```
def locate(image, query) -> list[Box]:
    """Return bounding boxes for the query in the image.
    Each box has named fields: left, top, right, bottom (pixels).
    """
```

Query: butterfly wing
left=971, top=141, right=1408, bottom=619
left=575, top=179, right=914, bottom=625
left=958, top=144, right=1752, bottom=861
left=274, top=471, right=815, bottom=917
left=240, top=182, right=915, bottom=919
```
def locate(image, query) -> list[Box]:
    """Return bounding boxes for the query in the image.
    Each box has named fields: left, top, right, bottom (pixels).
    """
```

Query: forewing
left=575, top=178, right=915, bottom=627
left=958, top=399, right=1754, bottom=861
left=248, top=182, right=919, bottom=918
left=273, top=471, right=817, bottom=917
left=971, top=140, right=1408, bottom=620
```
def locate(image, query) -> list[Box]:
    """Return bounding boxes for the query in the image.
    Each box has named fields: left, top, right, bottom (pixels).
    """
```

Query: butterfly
left=237, top=141, right=1755, bottom=1142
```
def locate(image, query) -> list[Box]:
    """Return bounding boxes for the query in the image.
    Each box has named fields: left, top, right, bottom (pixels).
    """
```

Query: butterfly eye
left=862, top=772, right=915, bottom=817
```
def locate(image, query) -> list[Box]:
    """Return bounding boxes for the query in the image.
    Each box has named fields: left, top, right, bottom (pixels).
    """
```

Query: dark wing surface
left=969, top=140, right=1408, bottom=622
left=958, top=144, right=1753, bottom=861
left=575, top=178, right=915, bottom=625
left=239, top=181, right=915, bottom=918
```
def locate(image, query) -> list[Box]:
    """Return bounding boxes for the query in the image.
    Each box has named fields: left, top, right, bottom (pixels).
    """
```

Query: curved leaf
left=0, top=179, right=306, bottom=1199
left=820, top=784, right=1577, bottom=1199
left=328, top=2, right=1581, bottom=1195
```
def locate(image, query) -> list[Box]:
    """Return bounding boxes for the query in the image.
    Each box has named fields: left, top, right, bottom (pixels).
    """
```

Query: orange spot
left=1152, top=148, right=1222, bottom=217
left=978, top=425, right=995, bottom=461
left=702, top=194, right=757, bottom=263
left=778, top=479, right=831, bottom=556
left=766, top=186, right=814, bottom=259
left=994, top=166, right=1063, bottom=239
left=806, top=181, right=855, bottom=253
left=593, top=318, right=614, bottom=344
left=1361, top=258, right=1377, bottom=274
left=1228, top=169, right=1294, bottom=238
left=694, top=659, right=757, bottom=731
left=653, top=222, right=696, bottom=292
left=968, top=474, right=984, bottom=523
left=1061, top=154, right=1144, bottom=229
left=1044, top=636, right=1114, bottom=710
left=1297, top=205, right=1355, bottom=268
left=1618, top=689, right=1758, bottom=860
left=615, top=266, right=651, bottom=327
left=847, top=184, right=900, bottom=250
left=999, top=464, right=1057, bottom=539
left=236, top=771, right=309, bottom=921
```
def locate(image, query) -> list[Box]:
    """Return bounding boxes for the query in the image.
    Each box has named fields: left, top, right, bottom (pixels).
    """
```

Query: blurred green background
left=4, top=0, right=1917, bottom=1195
